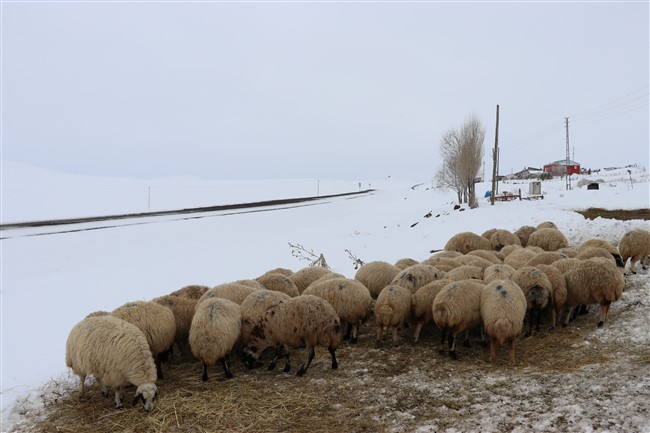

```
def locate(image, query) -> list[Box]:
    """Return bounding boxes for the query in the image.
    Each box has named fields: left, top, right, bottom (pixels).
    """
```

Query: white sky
left=1, top=1, right=648, bottom=180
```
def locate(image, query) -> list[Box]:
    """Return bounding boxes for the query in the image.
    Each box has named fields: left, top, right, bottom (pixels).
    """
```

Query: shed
left=543, top=159, right=581, bottom=176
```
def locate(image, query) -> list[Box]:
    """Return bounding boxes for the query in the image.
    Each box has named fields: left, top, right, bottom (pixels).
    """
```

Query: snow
left=1, top=160, right=649, bottom=432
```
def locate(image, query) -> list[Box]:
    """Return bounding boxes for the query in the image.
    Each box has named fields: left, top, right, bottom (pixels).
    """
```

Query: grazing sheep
left=169, top=284, right=210, bottom=300
left=551, top=258, right=582, bottom=275
left=504, top=248, right=539, bottom=269
left=481, top=228, right=499, bottom=240
left=261, top=267, right=294, bottom=277
left=151, top=295, right=198, bottom=356
left=500, top=244, right=524, bottom=257
left=619, top=229, right=650, bottom=274
left=391, top=264, right=445, bottom=294
left=536, top=221, right=558, bottom=230
left=412, top=279, right=453, bottom=343
left=290, top=266, right=332, bottom=293
left=524, top=251, right=564, bottom=267
left=578, top=239, right=624, bottom=268
left=467, top=250, right=502, bottom=264
left=421, top=256, right=460, bottom=271
left=534, top=264, right=568, bottom=329
left=453, top=255, right=494, bottom=272
left=312, top=272, right=346, bottom=283
left=375, top=284, right=412, bottom=347
left=198, top=283, right=260, bottom=306
left=111, top=301, right=176, bottom=380
left=490, top=229, right=522, bottom=251
left=483, top=264, right=516, bottom=284
left=243, top=295, right=342, bottom=376
left=240, top=290, right=291, bottom=348
left=511, top=267, right=553, bottom=336
left=189, top=297, right=242, bottom=381
left=480, top=280, right=527, bottom=363
left=576, top=247, right=617, bottom=267
left=66, top=315, right=158, bottom=411
left=394, top=258, right=419, bottom=270
left=445, top=265, right=484, bottom=281
left=430, top=250, right=464, bottom=259
left=445, top=232, right=492, bottom=254
left=302, top=278, right=373, bottom=344
left=563, top=258, right=625, bottom=327
left=354, top=261, right=402, bottom=299
left=526, top=228, right=569, bottom=251
left=256, top=273, right=300, bottom=297
left=232, top=279, right=267, bottom=291
left=514, top=225, right=537, bottom=247
left=432, top=279, right=485, bottom=359
left=557, top=247, right=578, bottom=258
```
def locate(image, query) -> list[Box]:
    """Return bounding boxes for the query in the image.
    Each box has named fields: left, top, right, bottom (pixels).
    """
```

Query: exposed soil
left=577, top=208, right=650, bottom=221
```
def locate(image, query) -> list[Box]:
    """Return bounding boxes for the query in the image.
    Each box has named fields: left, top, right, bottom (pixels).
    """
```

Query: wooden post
left=490, top=105, right=499, bottom=205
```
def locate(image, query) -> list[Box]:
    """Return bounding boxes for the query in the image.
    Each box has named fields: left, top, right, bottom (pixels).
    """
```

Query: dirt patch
left=10, top=277, right=650, bottom=433
left=577, top=208, right=650, bottom=221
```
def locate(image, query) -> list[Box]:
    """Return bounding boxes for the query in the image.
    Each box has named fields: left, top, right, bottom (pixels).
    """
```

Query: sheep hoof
left=597, top=321, right=605, bottom=327
left=225, top=371, right=233, bottom=379
left=201, top=373, right=208, bottom=382
left=115, top=403, right=123, bottom=409
left=267, top=361, right=277, bottom=371
left=448, top=351, right=457, bottom=360
left=561, top=323, right=568, bottom=328
left=350, top=337, right=358, bottom=344
left=283, top=364, right=291, bottom=373
left=296, top=367, right=307, bottom=377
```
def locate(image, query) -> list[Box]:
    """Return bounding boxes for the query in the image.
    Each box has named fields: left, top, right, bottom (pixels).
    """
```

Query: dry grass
left=576, top=208, right=650, bottom=221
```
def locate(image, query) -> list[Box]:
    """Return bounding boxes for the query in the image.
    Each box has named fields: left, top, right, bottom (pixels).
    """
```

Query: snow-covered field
left=1, top=161, right=649, bottom=432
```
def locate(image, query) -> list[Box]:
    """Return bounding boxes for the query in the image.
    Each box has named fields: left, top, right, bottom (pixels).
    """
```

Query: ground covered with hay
left=10, top=274, right=650, bottom=433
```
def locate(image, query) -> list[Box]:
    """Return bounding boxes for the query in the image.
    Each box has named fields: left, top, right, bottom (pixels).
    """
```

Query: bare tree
left=435, top=115, right=485, bottom=208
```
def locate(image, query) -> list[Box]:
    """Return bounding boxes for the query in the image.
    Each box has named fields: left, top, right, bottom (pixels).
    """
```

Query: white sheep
left=489, top=229, right=522, bottom=251
left=302, top=277, right=373, bottom=344
left=514, top=225, right=537, bottom=247
left=375, top=284, right=413, bottom=347
left=526, top=228, right=569, bottom=251
left=483, top=264, right=516, bottom=284
left=432, top=279, right=485, bottom=359
left=563, top=257, right=625, bottom=327
left=421, top=256, right=460, bottom=273
left=111, top=301, right=176, bottom=380
left=390, top=264, right=446, bottom=294
left=445, top=265, right=484, bottom=281
left=576, top=246, right=617, bottom=267
left=394, top=257, right=420, bottom=270
left=480, top=280, right=527, bottom=363
left=430, top=250, right=464, bottom=259
left=198, top=282, right=261, bottom=306
left=243, top=294, right=342, bottom=376
left=504, top=248, right=539, bottom=269
left=169, top=284, right=210, bottom=300
left=578, top=239, right=624, bottom=268
left=354, top=261, right=402, bottom=299
left=444, top=231, right=492, bottom=254
left=412, top=279, right=453, bottom=343
left=453, top=254, right=494, bottom=272
left=536, top=221, right=558, bottom=229
left=151, top=294, right=198, bottom=357
left=511, top=266, right=553, bottom=336
left=290, top=266, right=332, bottom=293
left=524, top=251, right=564, bottom=267
left=467, top=249, right=502, bottom=264
left=619, top=229, right=650, bottom=274
left=189, top=297, right=242, bottom=381
left=65, top=315, right=158, bottom=411
left=551, top=257, right=582, bottom=275
left=240, top=290, right=292, bottom=349
left=534, top=264, right=568, bottom=329
left=256, top=272, right=300, bottom=297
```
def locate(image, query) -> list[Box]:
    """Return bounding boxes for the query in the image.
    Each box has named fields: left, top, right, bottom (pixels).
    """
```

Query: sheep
left=489, top=229, right=522, bottom=251
left=421, top=256, right=460, bottom=271
left=394, top=258, right=419, bottom=270
left=189, top=297, right=242, bottom=381
left=65, top=315, right=158, bottom=411
left=445, top=265, right=484, bottom=281
left=563, top=257, right=625, bottom=327
left=483, top=264, right=516, bottom=284
left=467, top=249, right=502, bottom=264
left=290, top=266, right=332, bottom=293
left=375, top=284, right=412, bottom=347
left=256, top=272, right=300, bottom=297
left=536, top=221, right=558, bottom=230
left=504, top=248, right=539, bottom=269
left=430, top=250, right=463, bottom=259
left=432, top=279, right=485, bottom=359
left=231, top=279, right=267, bottom=291
left=312, top=272, right=346, bottom=283
left=578, top=239, right=624, bottom=268
left=198, top=283, right=261, bottom=306
left=354, top=261, right=402, bottom=299
left=111, top=301, right=176, bottom=380
left=511, top=266, right=553, bottom=336
left=444, top=231, right=492, bottom=254
left=261, top=267, right=294, bottom=277
left=534, top=264, right=568, bottom=329
left=169, top=284, right=210, bottom=300
left=480, top=280, right=527, bottom=363
left=557, top=247, right=579, bottom=258
left=240, top=290, right=292, bottom=349
left=619, top=229, right=650, bottom=274
left=411, top=279, right=453, bottom=343
left=524, top=251, right=564, bottom=267
left=302, top=278, right=373, bottom=344
left=526, top=228, right=569, bottom=251
left=243, top=294, right=342, bottom=376
left=453, top=254, right=494, bottom=272
left=576, top=247, right=617, bottom=267
left=514, top=225, right=537, bottom=247
left=481, top=228, right=499, bottom=240
left=551, top=258, right=582, bottom=275
left=151, top=294, right=198, bottom=357
left=390, top=264, right=446, bottom=294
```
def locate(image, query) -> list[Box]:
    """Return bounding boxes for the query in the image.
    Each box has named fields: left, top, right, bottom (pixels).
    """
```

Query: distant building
left=543, top=159, right=581, bottom=176
left=508, top=167, right=544, bottom=180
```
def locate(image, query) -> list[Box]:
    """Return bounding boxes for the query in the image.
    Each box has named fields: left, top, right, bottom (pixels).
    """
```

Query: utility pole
left=490, top=104, right=499, bottom=205
left=565, top=117, right=571, bottom=191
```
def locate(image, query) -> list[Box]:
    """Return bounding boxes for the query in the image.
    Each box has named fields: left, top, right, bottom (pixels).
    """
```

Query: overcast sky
left=2, top=1, right=648, bottom=181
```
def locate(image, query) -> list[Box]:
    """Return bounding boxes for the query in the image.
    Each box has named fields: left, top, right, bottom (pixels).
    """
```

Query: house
left=512, top=167, right=544, bottom=180
left=543, top=159, right=581, bottom=176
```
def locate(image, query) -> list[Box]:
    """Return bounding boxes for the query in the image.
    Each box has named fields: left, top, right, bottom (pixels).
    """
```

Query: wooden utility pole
left=565, top=117, right=571, bottom=191
left=490, top=105, right=499, bottom=205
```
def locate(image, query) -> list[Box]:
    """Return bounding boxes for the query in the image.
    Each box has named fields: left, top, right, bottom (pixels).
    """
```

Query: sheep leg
left=282, top=350, right=291, bottom=373
left=597, top=303, right=611, bottom=327
left=480, top=327, right=487, bottom=348
left=438, top=329, right=447, bottom=354
left=376, top=325, right=385, bottom=343
left=392, top=326, right=400, bottom=347
left=562, top=307, right=574, bottom=327
left=508, top=339, right=517, bottom=364
left=343, top=322, right=352, bottom=341
left=525, top=311, right=533, bottom=337
left=155, top=356, right=164, bottom=380
left=463, top=329, right=470, bottom=347
left=201, top=363, right=209, bottom=381
left=448, top=332, right=458, bottom=360
left=350, top=323, right=359, bottom=344
left=78, top=374, right=86, bottom=397
left=329, top=346, right=338, bottom=370
left=550, top=308, right=557, bottom=329
left=268, top=346, right=284, bottom=371
left=578, top=304, right=589, bottom=315
left=296, top=346, right=315, bottom=377
left=114, top=388, right=124, bottom=409
left=413, top=321, right=423, bottom=344
left=535, top=306, right=542, bottom=333
left=220, top=358, right=233, bottom=378
left=630, top=258, right=638, bottom=274
left=489, top=337, right=496, bottom=362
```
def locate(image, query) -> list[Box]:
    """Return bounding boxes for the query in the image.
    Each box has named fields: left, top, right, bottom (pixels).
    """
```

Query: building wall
left=544, top=164, right=581, bottom=175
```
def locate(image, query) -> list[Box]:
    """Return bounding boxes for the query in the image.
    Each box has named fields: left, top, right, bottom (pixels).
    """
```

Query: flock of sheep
left=65, top=223, right=650, bottom=412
